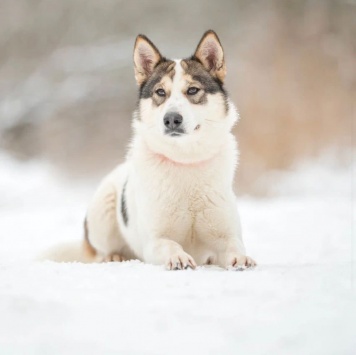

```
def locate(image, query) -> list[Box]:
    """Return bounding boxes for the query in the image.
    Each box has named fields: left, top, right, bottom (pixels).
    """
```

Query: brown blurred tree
left=0, top=0, right=354, bottom=194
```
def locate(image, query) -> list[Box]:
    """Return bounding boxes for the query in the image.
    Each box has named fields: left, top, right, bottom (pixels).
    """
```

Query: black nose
left=163, top=112, right=183, bottom=130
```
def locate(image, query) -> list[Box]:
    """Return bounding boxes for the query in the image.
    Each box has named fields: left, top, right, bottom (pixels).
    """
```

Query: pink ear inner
left=138, top=46, right=155, bottom=74
left=202, top=40, right=219, bottom=71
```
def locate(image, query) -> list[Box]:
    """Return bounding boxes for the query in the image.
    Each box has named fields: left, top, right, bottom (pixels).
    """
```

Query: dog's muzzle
left=163, top=112, right=185, bottom=137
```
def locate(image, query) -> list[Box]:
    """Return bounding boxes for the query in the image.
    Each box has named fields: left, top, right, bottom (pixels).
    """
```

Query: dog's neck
left=130, top=135, right=237, bottom=186
left=139, top=139, right=223, bottom=168
left=147, top=148, right=219, bottom=168
left=128, top=135, right=237, bottom=173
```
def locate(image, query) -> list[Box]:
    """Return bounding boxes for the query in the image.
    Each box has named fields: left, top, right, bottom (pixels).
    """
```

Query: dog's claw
left=226, top=255, right=257, bottom=270
left=166, top=252, right=196, bottom=271
left=173, top=262, right=182, bottom=270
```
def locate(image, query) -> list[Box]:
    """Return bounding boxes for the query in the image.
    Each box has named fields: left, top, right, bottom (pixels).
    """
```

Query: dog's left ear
left=193, top=30, right=226, bottom=83
left=133, top=34, right=163, bottom=86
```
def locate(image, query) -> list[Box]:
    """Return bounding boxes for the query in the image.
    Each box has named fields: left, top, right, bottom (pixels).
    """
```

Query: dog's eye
left=155, top=89, right=166, bottom=97
left=187, top=87, right=200, bottom=95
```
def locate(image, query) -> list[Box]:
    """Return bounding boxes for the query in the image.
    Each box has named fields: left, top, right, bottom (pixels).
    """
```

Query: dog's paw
left=166, top=252, right=197, bottom=270
left=226, top=255, right=257, bottom=270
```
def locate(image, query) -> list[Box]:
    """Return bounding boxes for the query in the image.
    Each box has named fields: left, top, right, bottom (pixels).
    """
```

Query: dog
left=46, top=30, right=256, bottom=270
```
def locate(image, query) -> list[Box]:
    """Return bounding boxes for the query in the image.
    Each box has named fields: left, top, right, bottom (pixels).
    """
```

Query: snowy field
left=0, top=153, right=355, bottom=355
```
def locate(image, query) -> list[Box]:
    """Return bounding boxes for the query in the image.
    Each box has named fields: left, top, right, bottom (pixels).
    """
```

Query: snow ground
left=0, top=153, right=355, bottom=355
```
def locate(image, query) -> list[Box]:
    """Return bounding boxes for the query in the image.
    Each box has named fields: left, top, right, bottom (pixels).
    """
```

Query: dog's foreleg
left=217, top=208, right=257, bottom=269
left=143, top=239, right=197, bottom=270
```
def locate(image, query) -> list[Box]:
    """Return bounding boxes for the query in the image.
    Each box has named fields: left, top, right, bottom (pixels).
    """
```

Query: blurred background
left=0, top=0, right=354, bottom=195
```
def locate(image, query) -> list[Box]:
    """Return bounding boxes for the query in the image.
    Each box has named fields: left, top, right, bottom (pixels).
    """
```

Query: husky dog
left=49, top=30, right=256, bottom=270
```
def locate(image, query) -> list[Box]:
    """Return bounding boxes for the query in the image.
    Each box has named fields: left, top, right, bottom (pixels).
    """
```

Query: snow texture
left=0, top=153, right=355, bottom=355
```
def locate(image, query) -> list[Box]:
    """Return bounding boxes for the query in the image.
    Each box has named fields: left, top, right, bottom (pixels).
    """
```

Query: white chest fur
left=124, top=135, right=239, bottom=260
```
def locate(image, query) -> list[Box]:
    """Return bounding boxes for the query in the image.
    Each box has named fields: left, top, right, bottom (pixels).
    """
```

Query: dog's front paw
left=166, top=252, right=197, bottom=270
left=226, top=255, right=256, bottom=270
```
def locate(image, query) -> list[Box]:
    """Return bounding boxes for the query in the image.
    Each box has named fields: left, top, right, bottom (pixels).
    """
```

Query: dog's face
left=133, top=31, right=237, bottom=163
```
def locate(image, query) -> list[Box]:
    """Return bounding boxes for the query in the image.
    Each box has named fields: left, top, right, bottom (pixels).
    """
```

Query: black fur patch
left=139, top=60, right=175, bottom=99
left=182, top=59, right=228, bottom=111
left=136, top=57, right=229, bottom=114
left=183, top=59, right=226, bottom=94
left=121, top=181, right=128, bottom=226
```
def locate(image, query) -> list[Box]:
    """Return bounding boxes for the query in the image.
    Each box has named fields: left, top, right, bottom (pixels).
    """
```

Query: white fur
left=47, top=59, right=256, bottom=270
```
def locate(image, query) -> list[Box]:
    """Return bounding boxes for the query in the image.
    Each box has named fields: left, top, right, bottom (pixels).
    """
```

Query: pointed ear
left=193, top=30, right=226, bottom=82
left=133, top=35, right=162, bottom=86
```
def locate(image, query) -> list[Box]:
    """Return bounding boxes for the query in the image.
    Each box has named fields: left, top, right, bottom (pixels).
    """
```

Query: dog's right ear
left=193, top=30, right=226, bottom=83
left=133, top=35, right=162, bottom=86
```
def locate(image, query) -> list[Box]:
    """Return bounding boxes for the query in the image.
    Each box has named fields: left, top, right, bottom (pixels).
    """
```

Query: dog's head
left=133, top=30, right=238, bottom=164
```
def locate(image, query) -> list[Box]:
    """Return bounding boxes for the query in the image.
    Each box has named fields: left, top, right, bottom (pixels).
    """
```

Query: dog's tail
left=38, top=239, right=98, bottom=263
left=38, top=217, right=98, bottom=263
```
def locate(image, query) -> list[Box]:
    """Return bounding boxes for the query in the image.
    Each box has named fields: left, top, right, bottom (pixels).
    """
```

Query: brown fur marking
left=83, top=217, right=97, bottom=258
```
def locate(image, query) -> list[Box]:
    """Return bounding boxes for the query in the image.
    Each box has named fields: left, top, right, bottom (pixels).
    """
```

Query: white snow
left=0, top=153, right=355, bottom=355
